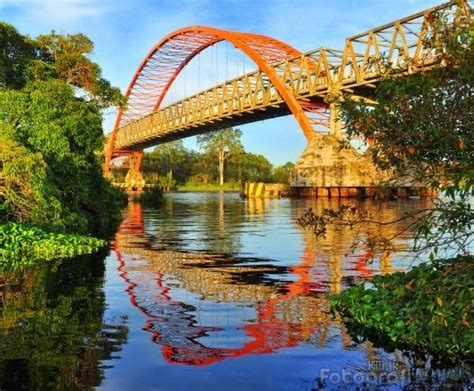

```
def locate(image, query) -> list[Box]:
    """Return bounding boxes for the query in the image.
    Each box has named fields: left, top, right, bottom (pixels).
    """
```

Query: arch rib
left=106, top=26, right=316, bottom=175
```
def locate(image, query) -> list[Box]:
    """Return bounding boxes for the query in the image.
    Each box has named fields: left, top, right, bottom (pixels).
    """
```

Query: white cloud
left=0, top=0, right=121, bottom=23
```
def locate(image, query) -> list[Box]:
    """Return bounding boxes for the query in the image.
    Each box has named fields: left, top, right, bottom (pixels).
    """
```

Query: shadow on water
left=0, top=250, right=128, bottom=390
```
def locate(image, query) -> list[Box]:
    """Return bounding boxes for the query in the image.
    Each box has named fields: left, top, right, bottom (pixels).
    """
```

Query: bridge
left=105, top=1, right=472, bottom=189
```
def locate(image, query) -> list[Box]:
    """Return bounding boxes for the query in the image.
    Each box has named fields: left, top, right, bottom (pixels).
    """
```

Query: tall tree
left=0, top=22, right=35, bottom=89
left=197, top=128, right=243, bottom=186
left=242, top=152, right=273, bottom=182
left=34, top=31, right=122, bottom=107
left=0, top=23, right=125, bottom=235
left=157, top=140, right=185, bottom=181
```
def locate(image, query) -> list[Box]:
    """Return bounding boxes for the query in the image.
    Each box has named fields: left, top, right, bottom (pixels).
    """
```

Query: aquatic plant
left=0, top=223, right=107, bottom=267
left=330, top=256, right=473, bottom=362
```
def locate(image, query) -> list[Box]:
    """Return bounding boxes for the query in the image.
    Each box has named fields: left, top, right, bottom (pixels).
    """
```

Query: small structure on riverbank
left=240, top=182, right=291, bottom=198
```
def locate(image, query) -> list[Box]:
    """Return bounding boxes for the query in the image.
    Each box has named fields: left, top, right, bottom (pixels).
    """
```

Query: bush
left=330, top=256, right=473, bottom=362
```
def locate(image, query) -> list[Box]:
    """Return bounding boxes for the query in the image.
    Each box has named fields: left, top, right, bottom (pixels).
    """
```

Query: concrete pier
left=290, top=135, right=432, bottom=199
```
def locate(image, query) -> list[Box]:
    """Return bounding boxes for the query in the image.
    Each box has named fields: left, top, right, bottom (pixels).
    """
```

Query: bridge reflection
left=113, top=200, right=402, bottom=366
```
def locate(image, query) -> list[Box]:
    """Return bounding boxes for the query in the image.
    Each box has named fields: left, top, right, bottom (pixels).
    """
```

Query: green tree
left=272, top=162, right=294, bottom=183
left=340, top=11, right=473, bottom=256
left=0, top=79, right=125, bottom=234
left=0, top=131, right=55, bottom=223
left=197, top=128, right=243, bottom=186
left=0, top=22, right=35, bottom=89
left=0, top=23, right=126, bottom=235
left=33, top=31, right=122, bottom=107
left=142, top=141, right=192, bottom=186
left=241, top=152, right=273, bottom=182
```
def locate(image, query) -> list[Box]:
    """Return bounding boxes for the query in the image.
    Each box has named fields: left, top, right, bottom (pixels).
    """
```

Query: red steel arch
left=105, top=26, right=316, bottom=175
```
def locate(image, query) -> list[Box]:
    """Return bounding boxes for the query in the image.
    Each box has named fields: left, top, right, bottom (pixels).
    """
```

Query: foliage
left=137, top=187, right=164, bottom=204
left=330, top=256, right=474, bottom=362
left=0, top=132, right=55, bottom=223
left=240, top=152, right=273, bottom=182
left=197, top=127, right=243, bottom=186
left=142, top=140, right=189, bottom=185
left=0, top=80, right=126, bottom=235
left=34, top=31, right=123, bottom=107
left=176, top=182, right=240, bottom=192
left=338, top=12, right=473, bottom=256
left=272, top=162, right=294, bottom=183
left=0, top=22, right=35, bottom=89
left=0, top=22, right=126, bottom=236
left=141, top=140, right=282, bottom=187
left=0, top=223, right=107, bottom=267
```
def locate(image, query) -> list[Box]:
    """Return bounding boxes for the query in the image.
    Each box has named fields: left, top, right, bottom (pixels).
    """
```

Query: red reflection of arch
left=105, top=26, right=317, bottom=175
left=113, top=203, right=327, bottom=367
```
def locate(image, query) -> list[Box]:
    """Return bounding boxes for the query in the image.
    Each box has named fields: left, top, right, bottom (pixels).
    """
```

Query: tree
left=0, top=131, right=53, bottom=223
left=0, top=23, right=35, bottom=89
left=241, top=152, right=273, bottom=182
left=0, top=23, right=126, bottom=235
left=272, top=162, right=294, bottom=183
left=197, top=128, right=243, bottom=186
left=33, top=31, right=122, bottom=107
left=299, top=11, right=473, bottom=258
left=155, top=140, right=186, bottom=181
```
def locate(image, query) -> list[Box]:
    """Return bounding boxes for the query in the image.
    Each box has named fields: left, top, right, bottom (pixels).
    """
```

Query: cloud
left=0, top=0, right=121, bottom=24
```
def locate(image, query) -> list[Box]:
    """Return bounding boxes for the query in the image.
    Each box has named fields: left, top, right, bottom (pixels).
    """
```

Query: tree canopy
left=0, top=22, right=125, bottom=235
left=197, top=128, right=244, bottom=186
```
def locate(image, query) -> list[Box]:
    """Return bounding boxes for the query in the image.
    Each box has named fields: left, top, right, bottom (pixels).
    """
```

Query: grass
left=175, top=182, right=240, bottom=192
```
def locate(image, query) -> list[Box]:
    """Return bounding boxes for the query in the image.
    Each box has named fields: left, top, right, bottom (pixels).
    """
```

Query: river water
left=0, top=193, right=467, bottom=390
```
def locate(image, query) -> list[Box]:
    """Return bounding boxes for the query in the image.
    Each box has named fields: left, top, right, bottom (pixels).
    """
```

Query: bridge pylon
left=124, top=150, right=145, bottom=192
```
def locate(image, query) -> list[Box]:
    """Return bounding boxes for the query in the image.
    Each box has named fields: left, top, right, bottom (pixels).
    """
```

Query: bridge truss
left=105, top=1, right=472, bottom=179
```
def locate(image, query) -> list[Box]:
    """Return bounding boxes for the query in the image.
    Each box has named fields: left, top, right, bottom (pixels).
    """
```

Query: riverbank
left=175, top=182, right=240, bottom=192
left=0, top=223, right=107, bottom=268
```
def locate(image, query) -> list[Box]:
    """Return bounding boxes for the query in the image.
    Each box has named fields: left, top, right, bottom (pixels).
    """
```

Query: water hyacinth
left=0, top=223, right=107, bottom=267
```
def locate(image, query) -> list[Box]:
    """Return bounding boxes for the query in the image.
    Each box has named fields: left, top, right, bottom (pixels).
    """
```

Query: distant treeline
left=112, top=130, right=294, bottom=187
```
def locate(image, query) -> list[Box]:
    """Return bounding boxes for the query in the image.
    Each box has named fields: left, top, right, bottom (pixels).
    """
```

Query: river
left=0, top=193, right=467, bottom=390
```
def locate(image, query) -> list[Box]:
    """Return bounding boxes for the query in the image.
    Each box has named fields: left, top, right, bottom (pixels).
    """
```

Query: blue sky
left=0, top=0, right=441, bottom=165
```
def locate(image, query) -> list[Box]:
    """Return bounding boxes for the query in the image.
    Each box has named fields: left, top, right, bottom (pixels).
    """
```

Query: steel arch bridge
left=105, top=1, right=472, bottom=181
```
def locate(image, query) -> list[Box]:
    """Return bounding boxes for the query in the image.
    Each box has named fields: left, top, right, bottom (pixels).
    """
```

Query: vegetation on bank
left=330, top=256, right=473, bottom=362
left=176, top=182, right=240, bottom=192
left=113, top=137, right=295, bottom=190
left=0, top=22, right=126, bottom=250
left=0, top=223, right=106, bottom=267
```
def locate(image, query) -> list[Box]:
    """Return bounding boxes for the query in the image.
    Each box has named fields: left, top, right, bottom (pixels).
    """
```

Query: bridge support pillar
left=290, top=135, right=388, bottom=194
left=329, top=102, right=342, bottom=140
left=125, top=151, right=145, bottom=193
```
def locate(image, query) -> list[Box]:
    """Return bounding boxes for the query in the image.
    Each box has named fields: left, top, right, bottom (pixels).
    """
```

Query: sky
left=0, top=0, right=442, bottom=165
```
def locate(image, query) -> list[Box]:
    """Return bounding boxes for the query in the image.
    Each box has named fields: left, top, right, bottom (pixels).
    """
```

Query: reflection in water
left=113, top=197, right=413, bottom=368
left=0, top=252, right=128, bottom=390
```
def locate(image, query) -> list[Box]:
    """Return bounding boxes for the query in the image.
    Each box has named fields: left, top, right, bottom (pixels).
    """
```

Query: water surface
left=0, top=193, right=465, bottom=390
